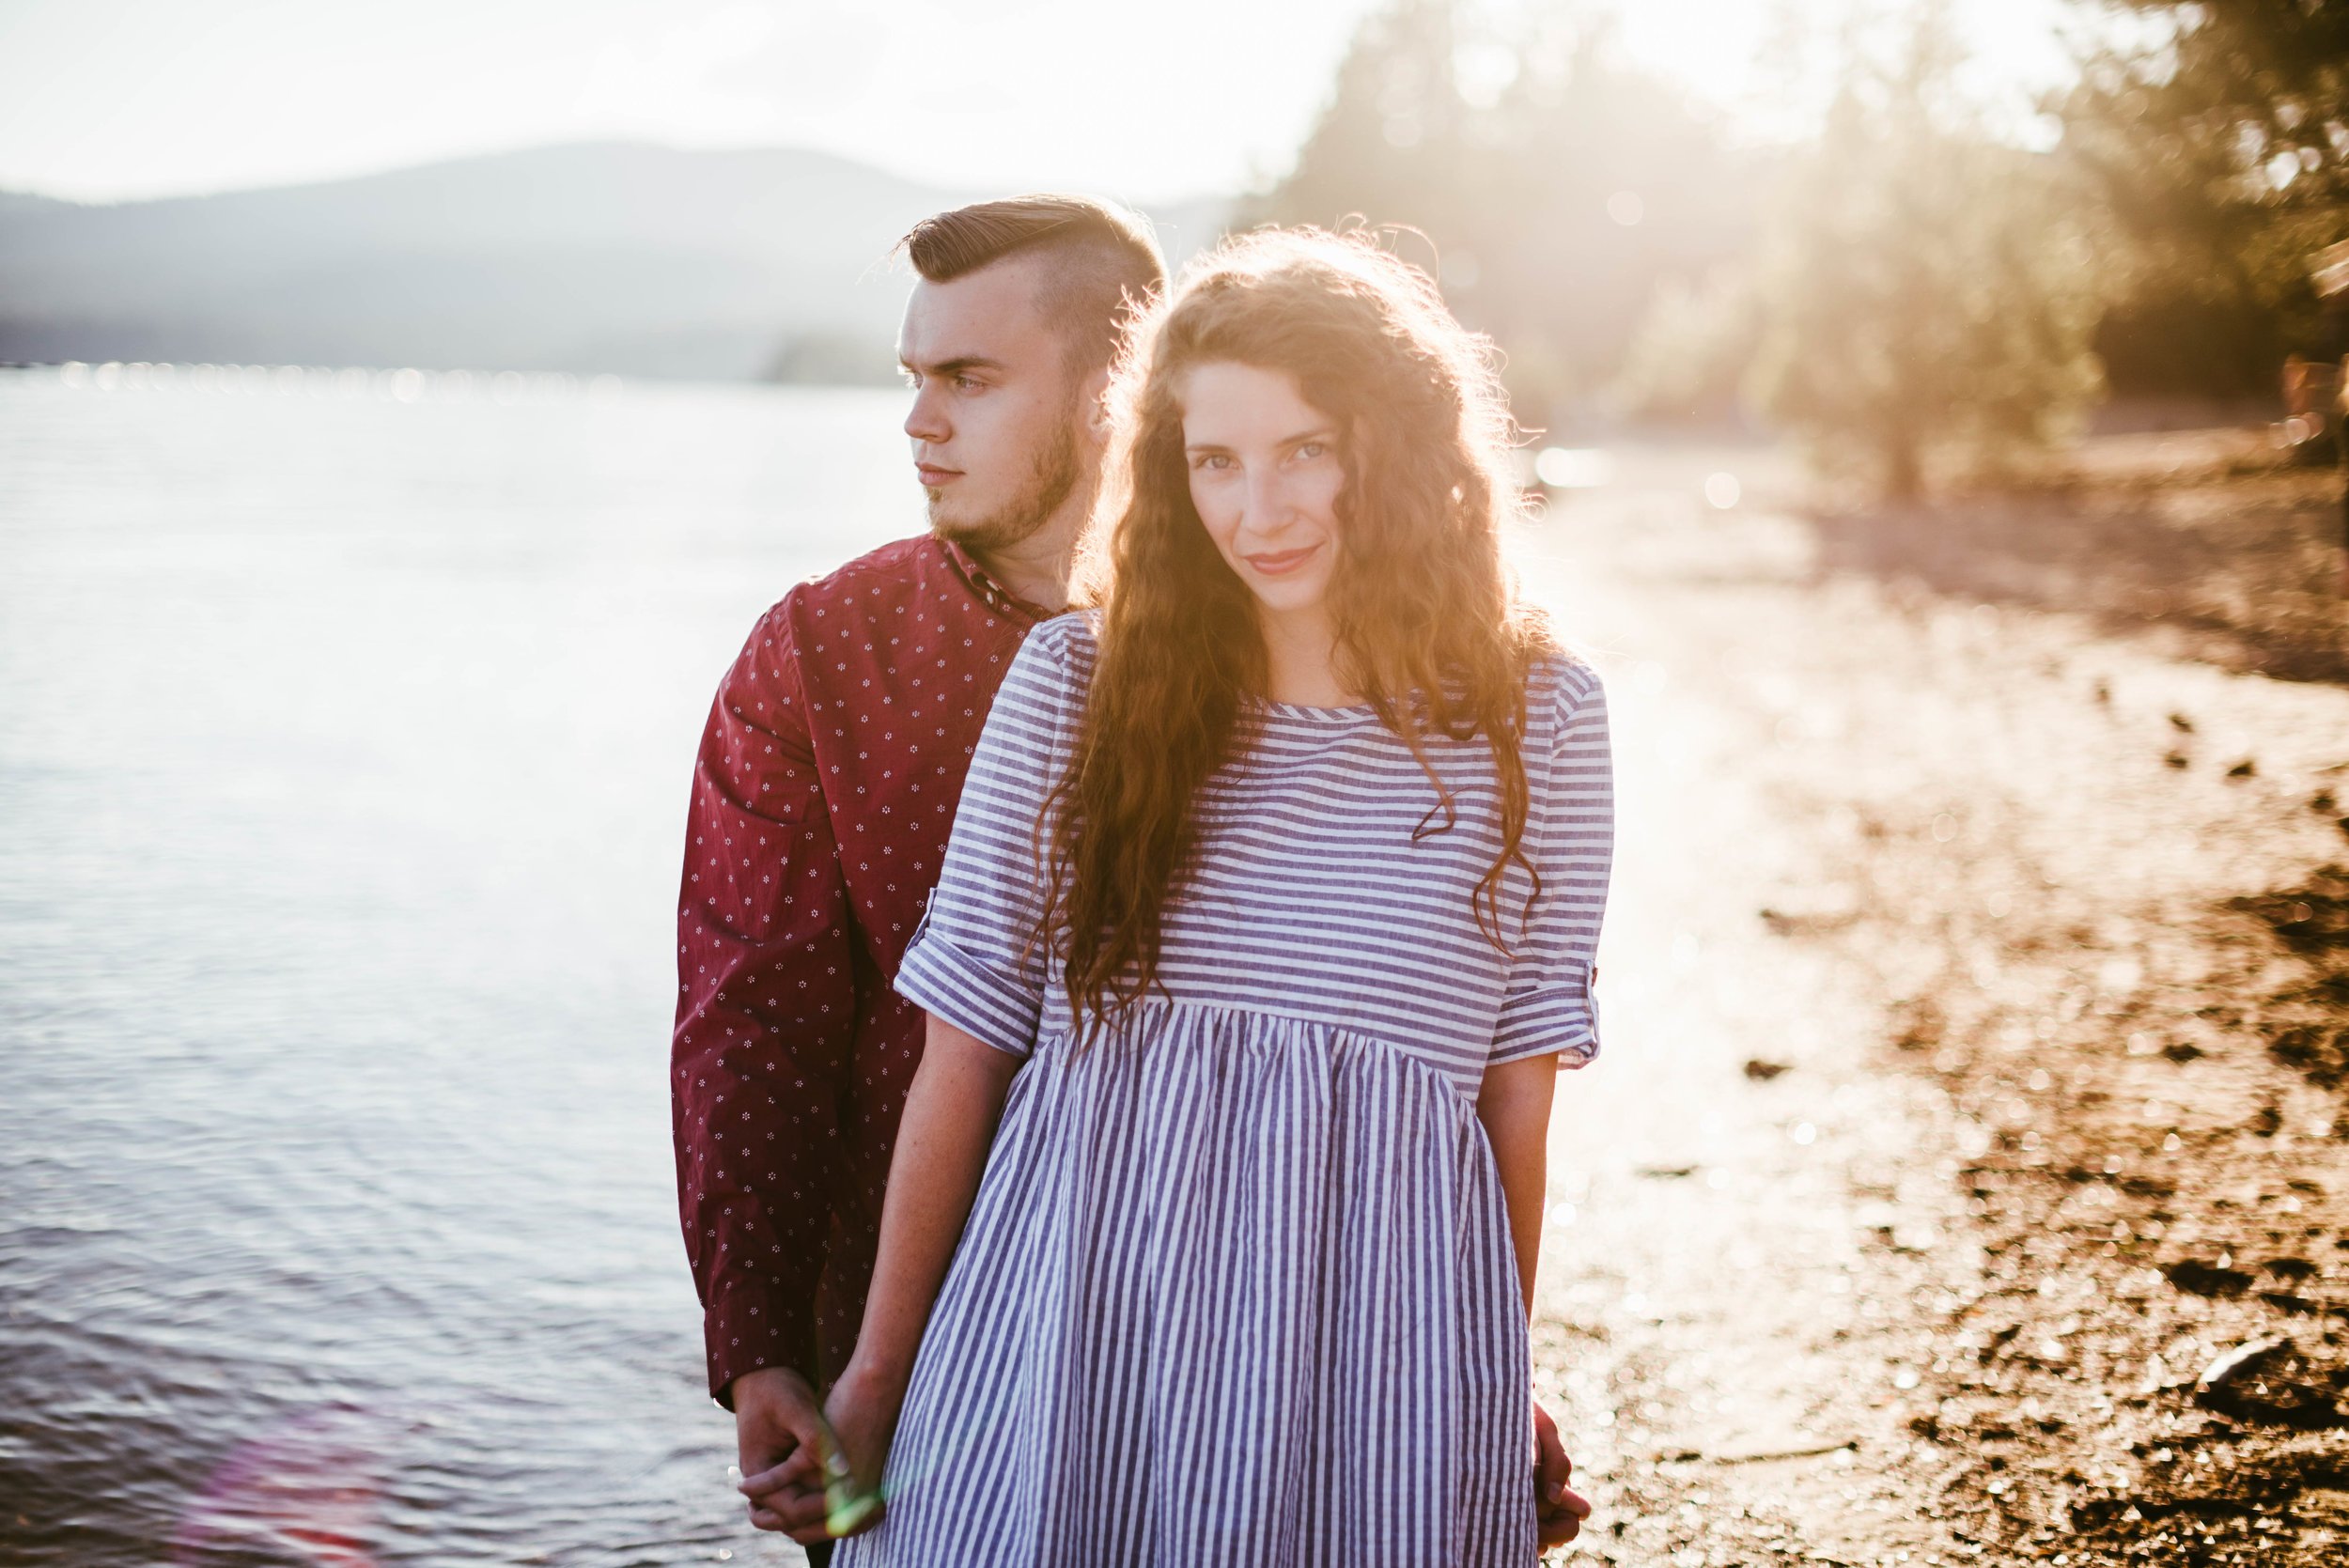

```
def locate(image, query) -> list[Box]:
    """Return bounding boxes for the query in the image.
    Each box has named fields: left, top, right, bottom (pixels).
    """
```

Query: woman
left=825, top=229, right=1612, bottom=1564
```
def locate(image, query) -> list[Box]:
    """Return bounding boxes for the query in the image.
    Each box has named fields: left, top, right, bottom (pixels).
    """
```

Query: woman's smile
left=1240, top=542, right=1322, bottom=576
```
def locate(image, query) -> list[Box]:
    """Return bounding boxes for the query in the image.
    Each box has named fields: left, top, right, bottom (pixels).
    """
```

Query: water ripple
left=2, top=371, right=914, bottom=1565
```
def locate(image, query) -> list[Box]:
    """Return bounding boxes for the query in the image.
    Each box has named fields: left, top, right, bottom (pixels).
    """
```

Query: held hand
left=810, top=1363, right=904, bottom=1541
left=732, top=1367, right=832, bottom=1540
left=1533, top=1400, right=1594, bottom=1548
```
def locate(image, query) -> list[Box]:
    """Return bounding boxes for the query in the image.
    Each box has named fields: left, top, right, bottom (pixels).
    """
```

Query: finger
left=1532, top=1406, right=1571, bottom=1488
left=739, top=1450, right=820, bottom=1497
left=738, top=1427, right=801, bottom=1476
left=742, top=1485, right=821, bottom=1530
left=749, top=1489, right=831, bottom=1535
left=1536, top=1483, right=1594, bottom=1548
left=743, top=1481, right=826, bottom=1529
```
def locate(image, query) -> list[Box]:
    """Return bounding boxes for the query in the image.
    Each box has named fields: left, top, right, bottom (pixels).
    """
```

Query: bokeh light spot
left=1535, top=447, right=1610, bottom=489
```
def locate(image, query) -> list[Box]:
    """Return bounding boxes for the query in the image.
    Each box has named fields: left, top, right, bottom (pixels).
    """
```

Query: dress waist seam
left=1035, top=996, right=1483, bottom=1102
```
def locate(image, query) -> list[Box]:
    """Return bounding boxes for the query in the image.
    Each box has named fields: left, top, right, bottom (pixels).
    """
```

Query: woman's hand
left=1533, top=1399, right=1594, bottom=1547
left=810, top=1362, right=906, bottom=1541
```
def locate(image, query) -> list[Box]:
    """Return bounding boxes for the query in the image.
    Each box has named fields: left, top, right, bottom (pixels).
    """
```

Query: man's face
left=898, top=256, right=1083, bottom=553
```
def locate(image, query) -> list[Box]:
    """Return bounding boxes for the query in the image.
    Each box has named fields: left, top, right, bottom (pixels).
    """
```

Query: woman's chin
left=1242, top=576, right=1334, bottom=619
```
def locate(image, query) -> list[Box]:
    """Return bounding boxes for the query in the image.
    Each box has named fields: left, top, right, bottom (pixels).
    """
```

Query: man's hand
left=1534, top=1400, right=1594, bottom=1548
left=732, top=1367, right=832, bottom=1542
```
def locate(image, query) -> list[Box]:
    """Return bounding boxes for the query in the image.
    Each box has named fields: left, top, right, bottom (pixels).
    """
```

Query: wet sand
left=1517, top=441, right=2349, bottom=1567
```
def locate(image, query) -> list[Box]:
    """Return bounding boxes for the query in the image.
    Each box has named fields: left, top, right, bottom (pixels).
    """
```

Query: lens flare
left=171, top=1406, right=392, bottom=1568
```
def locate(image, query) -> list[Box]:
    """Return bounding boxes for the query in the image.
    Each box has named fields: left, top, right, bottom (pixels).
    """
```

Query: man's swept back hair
left=902, top=194, right=1166, bottom=373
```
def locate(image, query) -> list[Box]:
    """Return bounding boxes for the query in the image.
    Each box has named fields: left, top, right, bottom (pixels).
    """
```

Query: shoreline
left=1520, top=438, right=2349, bottom=1566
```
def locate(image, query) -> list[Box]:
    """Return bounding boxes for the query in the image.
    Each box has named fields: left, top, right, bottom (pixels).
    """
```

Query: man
left=672, top=194, right=1591, bottom=1556
left=672, top=194, right=1159, bottom=1562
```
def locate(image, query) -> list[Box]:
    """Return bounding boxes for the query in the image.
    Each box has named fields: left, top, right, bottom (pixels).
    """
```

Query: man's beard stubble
left=927, top=414, right=1081, bottom=556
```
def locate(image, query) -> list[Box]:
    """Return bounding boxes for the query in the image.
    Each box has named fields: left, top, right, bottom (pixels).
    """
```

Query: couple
left=672, top=194, right=1613, bottom=1566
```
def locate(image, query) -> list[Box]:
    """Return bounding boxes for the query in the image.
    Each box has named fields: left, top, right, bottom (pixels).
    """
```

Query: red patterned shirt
left=673, top=535, right=1051, bottom=1402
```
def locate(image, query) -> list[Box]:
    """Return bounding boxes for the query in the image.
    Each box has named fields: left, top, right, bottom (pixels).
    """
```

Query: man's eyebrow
left=900, top=354, right=1007, bottom=377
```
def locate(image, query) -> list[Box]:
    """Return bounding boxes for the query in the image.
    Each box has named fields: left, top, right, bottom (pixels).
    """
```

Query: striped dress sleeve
left=891, top=617, right=1080, bottom=1058
left=1487, top=660, right=1615, bottom=1068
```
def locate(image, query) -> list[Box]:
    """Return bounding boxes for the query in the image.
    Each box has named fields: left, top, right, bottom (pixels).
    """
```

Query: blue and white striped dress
left=845, top=614, right=1613, bottom=1568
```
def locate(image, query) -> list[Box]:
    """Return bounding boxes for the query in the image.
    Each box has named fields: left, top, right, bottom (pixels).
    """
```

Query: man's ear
left=1081, top=365, right=1115, bottom=447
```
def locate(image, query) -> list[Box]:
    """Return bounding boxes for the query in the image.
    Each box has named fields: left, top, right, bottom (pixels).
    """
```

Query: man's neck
left=964, top=489, right=1090, bottom=613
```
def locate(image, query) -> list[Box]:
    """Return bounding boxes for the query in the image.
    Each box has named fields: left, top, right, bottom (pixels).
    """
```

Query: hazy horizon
left=0, top=136, right=974, bottom=209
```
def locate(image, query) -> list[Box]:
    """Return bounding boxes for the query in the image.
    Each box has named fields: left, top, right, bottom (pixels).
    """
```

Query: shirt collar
left=938, top=536, right=1062, bottom=625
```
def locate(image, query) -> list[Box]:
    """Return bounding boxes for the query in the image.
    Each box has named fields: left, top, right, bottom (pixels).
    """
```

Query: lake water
left=0, top=367, right=924, bottom=1567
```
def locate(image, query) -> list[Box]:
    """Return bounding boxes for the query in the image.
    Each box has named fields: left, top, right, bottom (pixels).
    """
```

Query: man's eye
left=955, top=376, right=981, bottom=391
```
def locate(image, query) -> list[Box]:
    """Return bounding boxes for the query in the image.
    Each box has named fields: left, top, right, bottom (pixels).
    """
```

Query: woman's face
left=1179, top=362, right=1345, bottom=619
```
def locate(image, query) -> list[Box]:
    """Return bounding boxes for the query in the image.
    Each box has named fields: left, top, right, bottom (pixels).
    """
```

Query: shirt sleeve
left=891, top=620, right=1079, bottom=1057
left=1488, top=660, right=1615, bottom=1068
left=672, top=596, right=857, bottom=1403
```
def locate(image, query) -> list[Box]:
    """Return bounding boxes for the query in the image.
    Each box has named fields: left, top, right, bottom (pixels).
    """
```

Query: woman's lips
left=1242, top=543, right=1320, bottom=576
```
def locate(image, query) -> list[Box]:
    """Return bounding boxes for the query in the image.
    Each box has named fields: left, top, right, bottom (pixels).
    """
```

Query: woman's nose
left=1243, top=472, right=1293, bottom=533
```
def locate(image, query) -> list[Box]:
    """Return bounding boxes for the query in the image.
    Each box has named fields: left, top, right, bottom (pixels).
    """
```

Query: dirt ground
left=1514, top=436, right=2349, bottom=1568
left=1808, top=431, right=2347, bottom=684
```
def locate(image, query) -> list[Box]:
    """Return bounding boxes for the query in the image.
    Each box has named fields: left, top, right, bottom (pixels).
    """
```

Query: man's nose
left=905, top=385, right=949, bottom=445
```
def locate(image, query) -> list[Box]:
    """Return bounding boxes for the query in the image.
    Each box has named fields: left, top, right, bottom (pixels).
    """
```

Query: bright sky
left=0, top=0, right=2078, bottom=205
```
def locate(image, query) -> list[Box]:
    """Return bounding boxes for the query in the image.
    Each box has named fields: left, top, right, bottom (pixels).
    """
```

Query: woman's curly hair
left=1041, top=225, right=1556, bottom=1027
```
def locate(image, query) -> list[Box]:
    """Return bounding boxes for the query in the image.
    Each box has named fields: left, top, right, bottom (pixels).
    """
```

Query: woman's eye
left=1193, top=454, right=1231, bottom=472
left=1297, top=442, right=1326, bottom=459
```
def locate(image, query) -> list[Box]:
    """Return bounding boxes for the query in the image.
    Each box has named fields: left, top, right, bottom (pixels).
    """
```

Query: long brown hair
left=1042, top=227, right=1556, bottom=1025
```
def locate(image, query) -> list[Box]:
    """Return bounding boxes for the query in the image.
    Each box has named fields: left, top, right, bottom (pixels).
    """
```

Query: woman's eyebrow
left=1184, top=427, right=1338, bottom=453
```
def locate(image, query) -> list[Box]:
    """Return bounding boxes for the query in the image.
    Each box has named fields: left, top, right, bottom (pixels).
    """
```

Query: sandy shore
left=1517, top=440, right=2349, bottom=1568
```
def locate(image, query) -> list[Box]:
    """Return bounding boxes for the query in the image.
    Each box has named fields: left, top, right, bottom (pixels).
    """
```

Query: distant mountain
left=0, top=144, right=1230, bottom=383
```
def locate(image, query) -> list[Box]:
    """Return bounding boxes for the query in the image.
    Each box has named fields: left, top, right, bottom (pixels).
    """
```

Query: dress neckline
left=1255, top=696, right=1379, bottom=722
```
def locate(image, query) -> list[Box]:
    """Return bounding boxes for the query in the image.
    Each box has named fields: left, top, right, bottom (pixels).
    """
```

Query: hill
left=0, top=144, right=1226, bottom=382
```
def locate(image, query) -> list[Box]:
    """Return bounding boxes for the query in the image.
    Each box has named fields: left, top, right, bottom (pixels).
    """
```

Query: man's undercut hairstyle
left=904, top=194, right=1167, bottom=374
